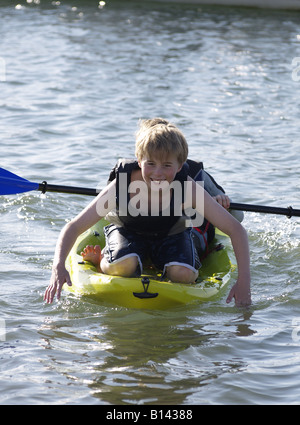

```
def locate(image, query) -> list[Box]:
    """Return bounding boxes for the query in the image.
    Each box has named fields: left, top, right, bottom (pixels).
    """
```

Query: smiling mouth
left=150, top=178, right=169, bottom=190
left=150, top=178, right=167, bottom=184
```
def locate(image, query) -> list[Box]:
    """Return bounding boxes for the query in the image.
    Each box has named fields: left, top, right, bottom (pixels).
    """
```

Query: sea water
left=0, top=0, right=300, bottom=405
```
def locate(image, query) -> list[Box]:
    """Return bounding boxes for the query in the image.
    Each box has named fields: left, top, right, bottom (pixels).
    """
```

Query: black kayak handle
left=133, top=277, right=158, bottom=299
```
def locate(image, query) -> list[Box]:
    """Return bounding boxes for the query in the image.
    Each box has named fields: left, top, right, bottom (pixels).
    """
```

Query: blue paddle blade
left=0, top=168, right=39, bottom=195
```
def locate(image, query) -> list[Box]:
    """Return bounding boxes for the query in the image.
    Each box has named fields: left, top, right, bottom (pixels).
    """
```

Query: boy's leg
left=100, top=255, right=139, bottom=277
left=101, top=224, right=147, bottom=277
left=152, top=229, right=200, bottom=284
left=165, top=264, right=198, bottom=284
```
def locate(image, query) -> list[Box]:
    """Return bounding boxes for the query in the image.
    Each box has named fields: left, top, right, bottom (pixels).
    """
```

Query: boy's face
left=138, top=153, right=183, bottom=189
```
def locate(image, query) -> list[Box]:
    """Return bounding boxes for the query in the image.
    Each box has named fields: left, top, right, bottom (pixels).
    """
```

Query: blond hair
left=135, top=118, right=188, bottom=164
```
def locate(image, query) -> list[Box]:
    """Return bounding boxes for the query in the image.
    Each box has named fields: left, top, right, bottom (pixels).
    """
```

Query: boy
left=44, top=118, right=251, bottom=306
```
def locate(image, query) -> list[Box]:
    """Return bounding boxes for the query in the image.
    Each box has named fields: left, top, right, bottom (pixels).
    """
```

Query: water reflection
left=39, top=299, right=255, bottom=404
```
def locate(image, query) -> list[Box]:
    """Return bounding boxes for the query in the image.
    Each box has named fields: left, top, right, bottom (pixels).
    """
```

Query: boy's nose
left=153, top=167, right=164, bottom=178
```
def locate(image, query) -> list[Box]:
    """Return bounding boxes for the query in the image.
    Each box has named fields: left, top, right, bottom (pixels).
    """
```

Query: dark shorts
left=102, top=224, right=202, bottom=275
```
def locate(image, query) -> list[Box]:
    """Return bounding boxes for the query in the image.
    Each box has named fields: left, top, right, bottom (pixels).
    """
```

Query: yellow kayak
left=65, top=219, right=235, bottom=310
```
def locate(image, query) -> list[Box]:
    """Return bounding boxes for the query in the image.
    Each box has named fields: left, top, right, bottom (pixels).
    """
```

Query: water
left=1, top=0, right=300, bottom=405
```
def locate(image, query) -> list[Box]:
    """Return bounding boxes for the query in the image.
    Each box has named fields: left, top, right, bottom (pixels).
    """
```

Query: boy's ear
left=177, top=163, right=183, bottom=172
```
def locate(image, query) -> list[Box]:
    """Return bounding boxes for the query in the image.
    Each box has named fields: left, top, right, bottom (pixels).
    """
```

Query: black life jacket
left=107, top=159, right=225, bottom=238
left=108, top=158, right=225, bottom=194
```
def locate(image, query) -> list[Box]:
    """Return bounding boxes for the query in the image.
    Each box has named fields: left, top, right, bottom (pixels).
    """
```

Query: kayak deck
left=65, top=220, right=235, bottom=310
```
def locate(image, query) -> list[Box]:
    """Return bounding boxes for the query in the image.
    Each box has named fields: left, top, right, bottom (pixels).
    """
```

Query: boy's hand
left=226, top=278, right=252, bottom=307
left=44, top=265, right=72, bottom=304
left=213, top=194, right=230, bottom=209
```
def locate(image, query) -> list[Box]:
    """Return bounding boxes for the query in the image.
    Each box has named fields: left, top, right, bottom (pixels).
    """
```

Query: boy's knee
left=101, top=255, right=139, bottom=277
left=166, top=265, right=198, bottom=284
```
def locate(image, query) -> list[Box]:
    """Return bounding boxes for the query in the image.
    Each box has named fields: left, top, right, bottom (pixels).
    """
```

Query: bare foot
left=81, top=245, right=102, bottom=272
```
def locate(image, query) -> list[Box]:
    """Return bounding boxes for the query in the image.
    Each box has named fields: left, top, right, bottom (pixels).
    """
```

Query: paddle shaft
left=229, top=202, right=300, bottom=218
left=37, top=182, right=300, bottom=218
left=2, top=167, right=298, bottom=218
left=38, top=181, right=98, bottom=196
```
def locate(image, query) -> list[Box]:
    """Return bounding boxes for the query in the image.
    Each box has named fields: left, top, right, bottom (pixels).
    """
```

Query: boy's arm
left=44, top=180, right=116, bottom=303
left=191, top=179, right=251, bottom=306
left=200, top=169, right=244, bottom=223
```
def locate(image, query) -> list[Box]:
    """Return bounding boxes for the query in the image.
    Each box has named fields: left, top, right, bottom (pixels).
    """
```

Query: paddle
left=0, top=167, right=98, bottom=196
left=1, top=167, right=300, bottom=218
left=229, top=202, right=299, bottom=218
